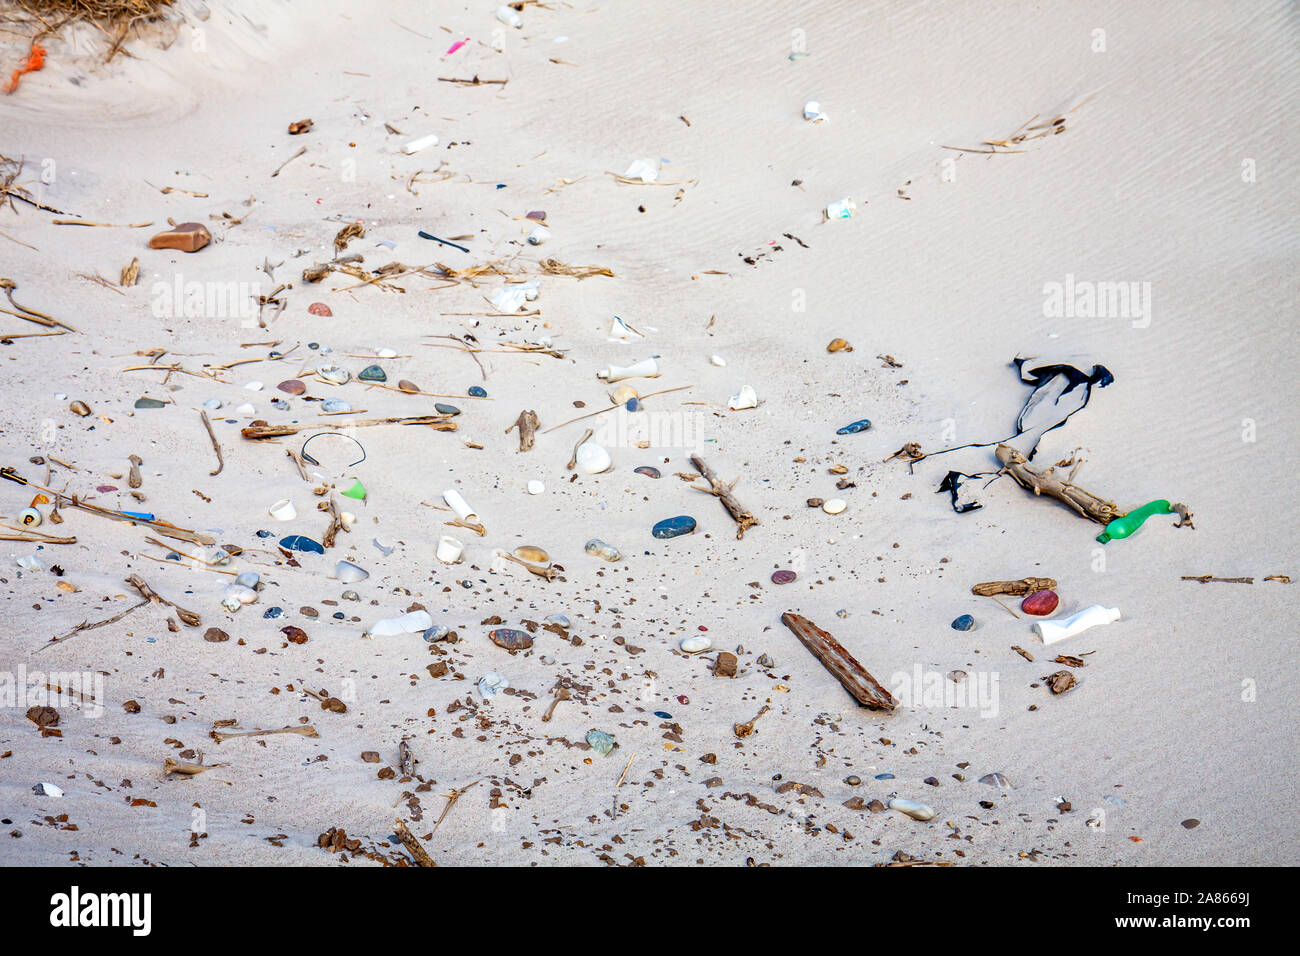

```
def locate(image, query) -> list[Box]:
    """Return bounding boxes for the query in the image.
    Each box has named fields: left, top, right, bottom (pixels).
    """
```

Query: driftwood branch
left=690, top=454, right=758, bottom=539
left=126, top=574, right=201, bottom=627
left=505, top=409, right=539, bottom=451
left=995, top=445, right=1124, bottom=525
left=210, top=724, right=319, bottom=743
left=781, top=612, right=898, bottom=711
left=971, top=577, right=1057, bottom=596
left=394, top=818, right=437, bottom=867
left=241, top=414, right=455, bottom=440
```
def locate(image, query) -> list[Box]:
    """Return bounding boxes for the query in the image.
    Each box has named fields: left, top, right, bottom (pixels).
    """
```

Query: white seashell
left=442, top=488, right=477, bottom=523
left=575, top=441, right=612, bottom=474
left=335, top=560, right=369, bottom=584
left=822, top=498, right=847, bottom=515
left=403, top=133, right=439, bottom=154
left=339, top=511, right=356, bottom=529
left=979, top=772, right=1012, bottom=789
left=608, top=315, right=642, bottom=341
left=375, top=347, right=398, bottom=359
left=235, top=403, right=256, bottom=416
left=495, top=5, right=522, bottom=28
left=234, top=571, right=260, bottom=589
left=527, top=480, right=545, bottom=495
left=18, top=507, right=41, bottom=527
left=490, top=281, right=540, bottom=313
left=803, top=100, right=829, bottom=123
left=316, top=364, right=351, bottom=385
left=710, top=354, right=726, bottom=367
left=223, top=583, right=258, bottom=606
left=368, top=610, right=433, bottom=637
left=610, top=384, right=639, bottom=405
left=245, top=381, right=263, bottom=391
left=436, top=535, right=464, bottom=565
left=1034, top=605, right=1120, bottom=645
left=728, top=385, right=758, bottom=410
left=478, top=673, right=510, bottom=698
left=33, top=782, right=64, bottom=798
left=203, top=398, right=223, bottom=410
left=679, top=635, right=712, bottom=654
left=888, top=798, right=936, bottom=821
left=623, top=158, right=659, bottom=183
left=597, top=356, right=660, bottom=382
left=526, top=225, right=551, bottom=245
left=16, top=555, right=47, bottom=571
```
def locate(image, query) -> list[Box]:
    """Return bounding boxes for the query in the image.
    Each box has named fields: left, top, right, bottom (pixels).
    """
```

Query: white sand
left=0, top=0, right=1296, bottom=866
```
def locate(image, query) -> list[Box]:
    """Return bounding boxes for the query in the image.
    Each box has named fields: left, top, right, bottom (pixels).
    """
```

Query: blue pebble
left=951, top=614, right=976, bottom=631
left=875, top=773, right=895, bottom=780
left=280, top=534, right=325, bottom=555
left=256, top=529, right=272, bottom=538
left=625, top=398, right=640, bottom=412
left=836, top=419, right=872, bottom=435
left=435, top=403, right=461, bottom=416
left=652, top=515, right=697, bottom=539
left=654, top=711, right=672, bottom=720
left=263, top=607, right=284, bottom=619
left=333, top=612, right=345, bottom=620
left=468, top=386, right=487, bottom=397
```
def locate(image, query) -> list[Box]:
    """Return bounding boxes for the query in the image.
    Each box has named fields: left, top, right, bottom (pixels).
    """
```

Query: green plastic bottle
left=1096, top=499, right=1172, bottom=543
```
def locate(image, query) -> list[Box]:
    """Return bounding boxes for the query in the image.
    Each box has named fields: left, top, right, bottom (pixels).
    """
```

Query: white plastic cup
left=437, top=535, right=464, bottom=564
left=826, top=198, right=856, bottom=219
left=269, top=499, right=297, bottom=521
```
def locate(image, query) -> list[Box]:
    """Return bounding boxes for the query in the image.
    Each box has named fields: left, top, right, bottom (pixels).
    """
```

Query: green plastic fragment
left=1097, top=499, right=1172, bottom=544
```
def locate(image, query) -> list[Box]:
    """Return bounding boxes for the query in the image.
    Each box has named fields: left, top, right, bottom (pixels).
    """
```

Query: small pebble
left=652, top=515, right=696, bottom=539
left=358, top=365, right=387, bottom=382
left=822, top=498, right=846, bottom=515
left=836, top=419, right=872, bottom=435
left=771, top=569, right=797, bottom=585
left=468, top=386, right=488, bottom=398
left=1021, top=589, right=1060, bottom=616
left=951, top=614, right=976, bottom=631
left=634, top=466, right=661, bottom=479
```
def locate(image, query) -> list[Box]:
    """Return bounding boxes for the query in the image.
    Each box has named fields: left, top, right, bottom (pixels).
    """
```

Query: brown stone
left=26, top=706, right=59, bottom=728
left=360, top=751, right=380, bottom=763
left=713, top=652, right=738, bottom=678
left=203, top=627, right=229, bottom=643
left=281, top=625, right=309, bottom=644
left=148, top=222, right=211, bottom=253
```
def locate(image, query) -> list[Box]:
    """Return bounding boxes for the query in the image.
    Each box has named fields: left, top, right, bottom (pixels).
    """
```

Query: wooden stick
left=126, top=574, right=201, bottom=626
left=271, top=146, right=307, bottom=178
left=690, top=454, right=758, bottom=539
left=566, top=428, right=593, bottom=470
left=394, top=819, right=438, bottom=867
left=164, top=758, right=224, bottom=776
left=780, top=612, right=898, bottom=711
left=241, top=414, right=456, bottom=440
left=210, top=724, right=320, bottom=743
left=971, top=577, right=1057, bottom=596
left=199, top=410, right=225, bottom=476
left=539, top=384, right=692, bottom=434
left=39, top=598, right=150, bottom=654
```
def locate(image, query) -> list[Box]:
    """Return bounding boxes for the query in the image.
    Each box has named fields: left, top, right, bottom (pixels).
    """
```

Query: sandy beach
left=1, top=0, right=1297, bottom=868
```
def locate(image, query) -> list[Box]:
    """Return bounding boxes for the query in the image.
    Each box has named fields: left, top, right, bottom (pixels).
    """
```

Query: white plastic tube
left=1034, top=604, right=1120, bottom=645
left=597, top=356, right=660, bottom=382
left=442, top=488, right=477, bottom=523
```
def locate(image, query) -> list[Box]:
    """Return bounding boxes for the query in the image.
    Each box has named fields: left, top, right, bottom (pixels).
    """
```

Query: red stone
left=308, top=302, right=332, bottom=316
left=1021, top=589, right=1060, bottom=616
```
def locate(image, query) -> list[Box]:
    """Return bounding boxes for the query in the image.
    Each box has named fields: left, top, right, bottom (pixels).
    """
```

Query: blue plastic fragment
left=280, top=534, right=325, bottom=554
left=836, top=419, right=872, bottom=435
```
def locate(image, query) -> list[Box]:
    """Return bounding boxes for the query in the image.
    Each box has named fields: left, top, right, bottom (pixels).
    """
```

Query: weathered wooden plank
left=781, top=611, right=898, bottom=711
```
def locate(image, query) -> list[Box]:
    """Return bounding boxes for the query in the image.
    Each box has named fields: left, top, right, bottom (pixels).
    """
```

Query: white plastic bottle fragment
left=442, top=488, right=477, bottom=523
left=403, top=133, right=439, bottom=154
left=597, top=356, right=660, bottom=382
left=1034, top=604, right=1120, bottom=645
left=496, top=5, right=522, bottom=28
left=826, top=197, right=856, bottom=219
left=803, top=100, right=829, bottom=123
left=368, top=610, right=434, bottom=637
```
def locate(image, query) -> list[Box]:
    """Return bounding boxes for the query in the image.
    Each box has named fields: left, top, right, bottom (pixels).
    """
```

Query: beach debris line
left=780, top=612, right=898, bottom=711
